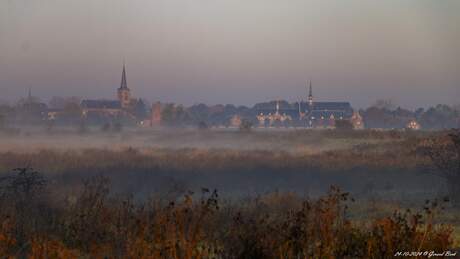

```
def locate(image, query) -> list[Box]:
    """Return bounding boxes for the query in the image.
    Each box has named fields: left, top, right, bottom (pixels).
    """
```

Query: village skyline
left=0, top=63, right=458, bottom=131
left=2, top=1, right=459, bottom=109
left=3, top=81, right=459, bottom=112
left=2, top=1, right=460, bottom=257
left=1, top=67, right=458, bottom=111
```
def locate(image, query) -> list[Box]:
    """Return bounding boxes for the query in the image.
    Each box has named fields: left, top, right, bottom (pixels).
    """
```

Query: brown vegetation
left=0, top=129, right=459, bottom=257
left=0, top=170, right=455, bottom=258
left=420, top=129, right=460, bottom=205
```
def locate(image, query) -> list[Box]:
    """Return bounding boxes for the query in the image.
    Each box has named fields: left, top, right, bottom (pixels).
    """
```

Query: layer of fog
left=0, top=127, right=446, bottom=206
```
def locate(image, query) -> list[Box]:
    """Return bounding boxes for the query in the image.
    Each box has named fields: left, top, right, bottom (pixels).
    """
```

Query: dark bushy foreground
left=0, top=170, right=454, bottom=258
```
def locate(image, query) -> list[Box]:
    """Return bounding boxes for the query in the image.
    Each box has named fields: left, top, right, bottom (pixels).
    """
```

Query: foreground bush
left=420, top=129, right=460, bottom=206
left=0, top=170, right=455, bottom=258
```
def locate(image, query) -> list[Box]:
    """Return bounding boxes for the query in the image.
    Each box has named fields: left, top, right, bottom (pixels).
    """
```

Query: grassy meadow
left=0, top=128, right=459, bottom=257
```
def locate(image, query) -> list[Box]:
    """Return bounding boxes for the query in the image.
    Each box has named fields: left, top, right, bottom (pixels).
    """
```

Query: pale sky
left=0, top=0, right=459, bottom=109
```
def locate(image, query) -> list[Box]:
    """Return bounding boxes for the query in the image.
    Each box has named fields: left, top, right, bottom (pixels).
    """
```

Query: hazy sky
left=1, top=0, right=459, bottom=108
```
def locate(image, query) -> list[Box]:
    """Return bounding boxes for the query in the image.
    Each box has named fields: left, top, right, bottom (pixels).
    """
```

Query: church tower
left=117, top=63, right=131, bottom=108
left=307, top=80, right=314, bottom=106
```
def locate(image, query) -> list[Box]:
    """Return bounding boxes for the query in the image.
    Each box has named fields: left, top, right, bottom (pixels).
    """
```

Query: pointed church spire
left=117, top=62, right=131, bottom=108
left=120, top=62, right=128, bottom=89
left=307, top=80, right=314, bottom=106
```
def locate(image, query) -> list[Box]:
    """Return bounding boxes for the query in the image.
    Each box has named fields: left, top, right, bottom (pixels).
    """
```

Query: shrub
left=198, top=121, right=209, bottom=130
left=0, top=179, right=454, bottom=258
left=335, top=119, right=354, bottom=130
left=239, top=119, right=253, bottom=132
left=420, top=129, right=460, bottom=206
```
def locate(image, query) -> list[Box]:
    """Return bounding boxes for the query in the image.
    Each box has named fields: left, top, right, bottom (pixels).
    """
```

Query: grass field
left=0, top=128, right=458, bottom=257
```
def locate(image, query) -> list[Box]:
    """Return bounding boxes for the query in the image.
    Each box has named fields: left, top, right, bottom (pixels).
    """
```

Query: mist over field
left=1, top=0, right=460, bottom=256
left=1, top=123, right=459, bottom=257
left=0, top=129, right=444, bottom=200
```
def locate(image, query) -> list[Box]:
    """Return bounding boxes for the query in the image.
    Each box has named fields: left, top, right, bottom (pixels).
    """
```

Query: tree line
left=0, top=97, right=459, bottom=130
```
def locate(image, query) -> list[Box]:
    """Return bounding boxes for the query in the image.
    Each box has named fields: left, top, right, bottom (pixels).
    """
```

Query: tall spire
left=117, top=62, right=131, bottom=108
left=120, top=62, right=128, bottom=89
left=307, top=80, right=313, bottom=106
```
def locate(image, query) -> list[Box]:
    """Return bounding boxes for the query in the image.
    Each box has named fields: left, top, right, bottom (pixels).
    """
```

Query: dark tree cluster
left=0, top=96, right=458, bottom=130
left=361, top=102, right=459, bottom=130
left=420, top=129, right=460, bottom=205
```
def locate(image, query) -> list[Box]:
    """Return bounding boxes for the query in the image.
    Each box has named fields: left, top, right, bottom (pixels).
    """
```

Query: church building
left=255, top=81, right=363, bottom=129
left=80, top=63, right=147, bottom=124
left=300, top=81, right=362, bottom=128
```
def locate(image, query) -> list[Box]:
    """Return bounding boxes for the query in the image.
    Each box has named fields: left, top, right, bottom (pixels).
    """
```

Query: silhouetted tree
left=132, top=98, right=148, bottom=120
left=0, top=168, right=47, bottom=252
left=188, top=103, right=210, bottom=125
left=239, top=119, right=253, bottom=132
left=197, top=121, right=209, bottom=130
left=420, top=105, right=458, bottom=130
left=421, top=130, right=460, bottom=205
left=335, top=120, right=353, bottom=130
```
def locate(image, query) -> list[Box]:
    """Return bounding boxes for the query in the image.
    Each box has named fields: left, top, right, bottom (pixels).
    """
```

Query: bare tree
left=421, top=130, right=460, bottom=205
left=0, top=168, right=47, bottom=253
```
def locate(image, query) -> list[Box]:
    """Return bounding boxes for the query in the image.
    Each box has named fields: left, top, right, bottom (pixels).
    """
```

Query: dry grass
left=0, top=129, right=458, bottom=257
left=0, top=173, right=455, bottom=258
left=0, top=128, right=412, bottom=154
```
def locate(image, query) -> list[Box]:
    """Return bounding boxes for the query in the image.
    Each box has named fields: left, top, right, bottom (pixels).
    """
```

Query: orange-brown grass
left=0, top=130, right=455, bottom=258
left=0, top=170, right=455, bottom=258
left=0, top=135, right=421, bottom=175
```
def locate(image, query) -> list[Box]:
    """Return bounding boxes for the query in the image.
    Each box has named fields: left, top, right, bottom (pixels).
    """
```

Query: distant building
left=230, top=114, right=242, bottom=127
left=300, top=81, right=354, bottom=128
left=117, top=64, right=131, bottom=109
left=148, top=102, right=163, bottom=127
left=81, top=100, right=123, bottom=116
left=257, top=101, right=292, bottom=127
left=80, top=63, right=146, bottom=124
left=16, top=88, right=48, bottom=125
left=47, top=108, right=63, bottom=121
left=350, top=111, right=364, bottom=129
left=255, top=81, right=356, bottom=129
left=407, top=120, right=421, bottom=130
